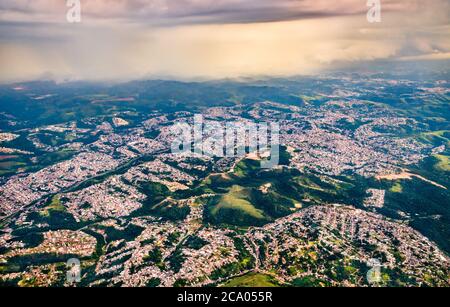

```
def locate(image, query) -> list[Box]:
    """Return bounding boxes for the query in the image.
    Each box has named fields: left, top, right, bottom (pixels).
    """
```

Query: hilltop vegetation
left=221, top=272, right=281, bottom=287
left=201, top=156, right=369, bottom=227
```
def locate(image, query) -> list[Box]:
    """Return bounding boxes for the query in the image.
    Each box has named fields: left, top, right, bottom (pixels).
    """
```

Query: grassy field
left=211, top=185, right=265, bottom=220
left=222, top=272, right=280, bottom=287
left=433, top=154, right=450, bottom=172
left=39, top=195, right=66, bottom=217
left=417, top=130, right=450, bottom=148
left=390, top=182, right=403, bottom=193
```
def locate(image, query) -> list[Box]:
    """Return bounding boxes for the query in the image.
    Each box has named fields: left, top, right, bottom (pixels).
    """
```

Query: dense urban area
left=0, top=71, right=449, bottom=287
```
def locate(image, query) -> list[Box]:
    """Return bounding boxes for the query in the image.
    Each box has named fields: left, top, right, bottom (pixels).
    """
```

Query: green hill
left=202, top=156, right=367, bottom=227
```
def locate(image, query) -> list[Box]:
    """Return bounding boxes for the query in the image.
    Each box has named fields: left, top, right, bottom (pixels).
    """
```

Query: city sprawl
left=0, top=71, right=449, bottom=287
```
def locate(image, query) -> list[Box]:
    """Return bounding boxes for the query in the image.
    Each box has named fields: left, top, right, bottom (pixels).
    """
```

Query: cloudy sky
left=0, top=0, right=449, bottom=82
